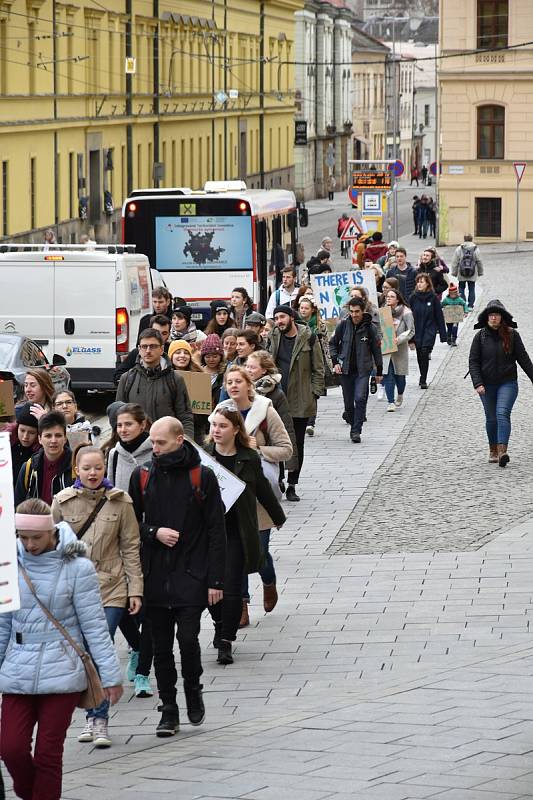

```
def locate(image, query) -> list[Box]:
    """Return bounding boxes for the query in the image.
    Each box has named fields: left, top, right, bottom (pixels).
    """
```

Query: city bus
left=121, top=182, right=306, bottom=325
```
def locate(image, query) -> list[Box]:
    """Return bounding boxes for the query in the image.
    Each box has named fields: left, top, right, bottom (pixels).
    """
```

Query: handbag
left=19, top=564, right=106, bottom=710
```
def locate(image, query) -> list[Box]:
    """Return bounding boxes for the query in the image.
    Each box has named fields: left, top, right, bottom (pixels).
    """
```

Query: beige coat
left=52, top=486, right=143, bottom=607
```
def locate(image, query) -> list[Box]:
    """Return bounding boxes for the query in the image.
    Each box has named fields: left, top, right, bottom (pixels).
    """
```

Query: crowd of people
left=2, top=213, right=529, bottom=800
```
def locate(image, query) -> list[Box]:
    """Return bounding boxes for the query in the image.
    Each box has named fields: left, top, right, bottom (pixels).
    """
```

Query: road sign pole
left=515, top=176, right=520, bottom=252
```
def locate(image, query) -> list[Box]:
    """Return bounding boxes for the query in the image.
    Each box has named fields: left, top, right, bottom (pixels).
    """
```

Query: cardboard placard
left=443, top=305, right=465, bottom=324
left=187, top=439, right=246, bottom=512
left=0, top=432, right=21, bottom=612
left=0, top=381, right=15, bottom=418
left=177, top=370, right=213, bottom=415
left=67, top=429, right=91, bottom=452
left=379, top=306, right=398, bottom=355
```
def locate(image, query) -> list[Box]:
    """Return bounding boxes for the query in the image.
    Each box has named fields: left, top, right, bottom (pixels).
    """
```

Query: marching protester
left=386, top=246, right=417, bottom=300
left=17, top=368, right=55, bottom=416
left=267, top=305, right=325, bottom=500
left=382, top=290, right=415, bottom=411
left=200, top=334, right=226, bottom=409
left=215, top=365, right=292, bottom=627
left=170, top=306, right=207, bottom=348
left=230, top=287, right=254, bottom=328
left=115, top=314, right=172, bottom=384
left=205, top=301, right=235, bottom=336
left=265, top=266, right=300, bottom=319
left=417, top=247, right=449, bottom=297
left=53, top=390, right=100, bottom=444
left=221, top=328, right=239, bottom=365
left=9, top=403, right=40, bottom=485
left=451, top=233, right=484, bottom=309
left=0, top=499, right=122, bottom=800
left=206, top=405, right=285, bottom=663
left=245, top=312, right=268, bottom=341
left=330, top=297, right=383, bottom=442
left=52, top=445, right=143, bottom=747
left=441, top=282, right=470, bottom=346
left=137, top=287, right=173, bottom=343
left=409, top=273, right=447, bottom=389
left=168, top=339, right=202, bottom=373
left=297, top=295, right=333, bottom=436
left=469, top=300, right=533, bottom=467
left=116, top=328, right=194, bottom=436
left=377, top=240, right=399, bottom=270
left=14, top=411, right=74, bottom=506
left=364, top=231, right=389, bottom=263
left=129, top=417, right=226, bottom=736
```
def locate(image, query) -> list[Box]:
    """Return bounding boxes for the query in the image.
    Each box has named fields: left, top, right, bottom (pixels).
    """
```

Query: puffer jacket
left=116, top=355, right=194, bottom=437
left=0, top=522, right=122, bottom=695
left=52, top=486, right=143, bottom=607
left=254, top=373, right=298, bottom=472
left=107, top=435, right=153, bottom=492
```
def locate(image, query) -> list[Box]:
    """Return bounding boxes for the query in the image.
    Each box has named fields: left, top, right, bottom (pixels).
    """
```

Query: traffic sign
left=429, top=161, right=442, bottom=177
left=514, top=162, right=526, bottom=183
left=352, top=171, right=392, bottom=190
left=340, top=216, right=363, bottom=241
left=362, top=192, right=382, bottom=215
left=388, top=159, right=404, bottom=177
left=347, top=187, right=358, bottom=206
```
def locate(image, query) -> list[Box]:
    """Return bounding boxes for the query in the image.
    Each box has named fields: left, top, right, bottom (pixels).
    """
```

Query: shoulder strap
left=275, top=288, right=281, bottom=306
left=111, top=450, right=119, bottom=484
left=189, top=465, right=203, bottom=502
left=124, top=368, right=137, bottom=397
left=139, top=465, right=150, bottom=497
left=76, top=497, right=108, bottom=540
left=18, top=564, right=87, bottom=660
left=24, top=458, right=32, bottom=490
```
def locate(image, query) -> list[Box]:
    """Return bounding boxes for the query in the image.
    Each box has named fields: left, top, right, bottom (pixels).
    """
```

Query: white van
left=0, top=245, right=159, bottom=390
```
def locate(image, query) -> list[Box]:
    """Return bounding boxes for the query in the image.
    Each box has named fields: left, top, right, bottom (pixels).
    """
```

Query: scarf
left=170, top=322, right=199, bottom=343
left=119, top=431, right=150, bottom=454
left=73, top=477, right=114, bottom=490
left=391, top=304, right=404, bottom=319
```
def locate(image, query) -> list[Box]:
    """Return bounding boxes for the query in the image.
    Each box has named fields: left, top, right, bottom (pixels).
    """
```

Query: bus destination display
left=155, top=216, right=253, bottom=271
left=352, top=171, right=392, bottom=190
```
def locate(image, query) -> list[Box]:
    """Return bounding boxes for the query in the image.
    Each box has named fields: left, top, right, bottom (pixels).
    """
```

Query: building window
left=30, top=157, right=36, bottom=230
left=476, top=197, right=501, bottom=237
left=424, top=104, right=430, bottom=127
left=477, top=0, right=508, bottom=49
left=477, top=105, right=504, bottom=159
left=2, top=161, right=7, bottom=235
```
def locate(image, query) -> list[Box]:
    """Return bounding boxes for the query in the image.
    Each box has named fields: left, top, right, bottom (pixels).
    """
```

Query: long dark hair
left=499, top=321, right=513, bottom=354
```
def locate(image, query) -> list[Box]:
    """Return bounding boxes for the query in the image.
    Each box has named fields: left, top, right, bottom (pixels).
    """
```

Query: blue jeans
left=480, top=381, right=518, bottom=446
left=87, top=606, right=124, bottom=720
left=459, top=280, right=475, bottom=307
left=446, top=323, right=458, bottom=340
left=383, top=362, right=406, bottom=403
left=242, top=530, right=276, bottom=601
left=340, top=373, right=369, bottom=433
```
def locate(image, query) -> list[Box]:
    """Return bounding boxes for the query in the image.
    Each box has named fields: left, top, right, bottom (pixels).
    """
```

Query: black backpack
left=458, top=245, right=476, bottom=278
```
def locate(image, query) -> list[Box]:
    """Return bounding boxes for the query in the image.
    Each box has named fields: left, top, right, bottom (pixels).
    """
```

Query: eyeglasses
left=55, top=399, right=74, bottom=406
left=139, top=343, right=161, bottom=351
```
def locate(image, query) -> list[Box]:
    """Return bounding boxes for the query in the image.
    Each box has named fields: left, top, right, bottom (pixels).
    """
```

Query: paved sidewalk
left=8, top=246, right=533, bottom=800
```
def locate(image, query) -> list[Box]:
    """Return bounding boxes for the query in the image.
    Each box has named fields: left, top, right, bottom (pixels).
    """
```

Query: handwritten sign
left=379, top=306, right=398, bottom=355
left=443, top=305, right=465, bottom=324
left=0, top=381, right=15, bottom=418
left=0, top=432, right=21, bottom=612
left=187, top=438, right=245, bottom=512
left=311, top=270, right=379, bottom=325
left=177, top=371, right=213, bottom=416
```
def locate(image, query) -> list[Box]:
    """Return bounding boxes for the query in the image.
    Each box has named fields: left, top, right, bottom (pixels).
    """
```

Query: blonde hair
left=223, top=364, right=255, bottom=401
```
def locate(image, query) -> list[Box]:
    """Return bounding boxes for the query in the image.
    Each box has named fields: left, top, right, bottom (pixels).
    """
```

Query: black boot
left=285, top=485, right=300, bottom=502
left=350, top=425, right=361, bottom=443
left=217, top=641, right=234, bottom=665
left=212, top=622, right=222, bottom=649
left=156, top=704, right=180, bottom=737
left=184, top=684, right=205, bottom=726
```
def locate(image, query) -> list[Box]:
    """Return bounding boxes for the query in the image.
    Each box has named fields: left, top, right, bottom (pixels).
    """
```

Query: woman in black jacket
left=468, top=299, right=533, bottom=466
left=207, top=404, right=286, bottom=665
left=409, top=273, right=447, bottom=389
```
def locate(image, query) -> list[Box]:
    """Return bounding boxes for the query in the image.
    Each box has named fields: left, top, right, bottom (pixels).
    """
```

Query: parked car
left=0, top=334, right=70, bottom=401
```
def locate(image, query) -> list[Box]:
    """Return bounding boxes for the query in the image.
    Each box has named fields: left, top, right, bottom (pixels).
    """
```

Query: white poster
left=0, top=433, right=20, bottom=612
left=311, top=270, right=379, bottom=322
left=187, top=439, right=246, bottom=512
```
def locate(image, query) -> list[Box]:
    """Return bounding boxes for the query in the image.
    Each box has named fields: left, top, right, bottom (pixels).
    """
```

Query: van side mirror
left=52, top=354, right=67, bottom=366
left=298, top=208, right=309, bottom=228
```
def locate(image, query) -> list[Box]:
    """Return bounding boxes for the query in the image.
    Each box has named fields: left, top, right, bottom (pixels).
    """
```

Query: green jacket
left=266, top=324, right=325, bottom=418
left=206, top=444, right=286, bottom=573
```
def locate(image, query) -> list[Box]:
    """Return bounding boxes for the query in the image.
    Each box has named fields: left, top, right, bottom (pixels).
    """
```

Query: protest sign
left=311, top=270, right=379, bottom=328
left=187, top=439, right=245, bottom=511
left=443, top=305, right=464, bottom=324
left=379, top=306, right=398, bottom=355
left=0, top=432, right=20, bottom=612
left=0, top=381, right=15, bottom=418
left=177, top=371, right=213, bottom=415
left=67, top=429, right=91, bottom=452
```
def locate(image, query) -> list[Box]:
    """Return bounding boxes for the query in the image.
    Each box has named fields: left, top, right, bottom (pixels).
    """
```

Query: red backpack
left=138, top=464, right=204, bottom=503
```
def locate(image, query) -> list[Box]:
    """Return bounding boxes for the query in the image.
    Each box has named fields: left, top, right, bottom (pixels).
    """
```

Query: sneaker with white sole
left=395, top=395, right=403, bottom=407
left=92, top=717, right=112, bottom=748
left=305, top=425, right=314, bottom=436
left=377, top=384, right=385, bottom=401
left=134, top=674, right=153, bottom=698
left=387, top=403, right=396, bottom=412
left=78, top=718, right=94, bottom=743
left=127, top=650, right=139, bottom=682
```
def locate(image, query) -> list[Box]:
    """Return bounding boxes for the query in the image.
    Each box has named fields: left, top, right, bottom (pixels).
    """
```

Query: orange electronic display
left=352, top=171, right=392, bottom=190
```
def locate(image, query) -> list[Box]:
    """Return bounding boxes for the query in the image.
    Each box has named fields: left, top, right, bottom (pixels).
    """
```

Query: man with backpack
left=451, top=234, right=484, bottom=309
left=264, top=266, right=300, bottom=320
left=129, top=416, right=226, bottom=737
left=116, top=328, right=194, bottom=437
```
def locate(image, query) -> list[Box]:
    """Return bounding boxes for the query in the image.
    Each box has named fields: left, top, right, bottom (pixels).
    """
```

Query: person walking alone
left=451, top=234, right=483, bottom=309
left=468, top=300, right=533, bottom=467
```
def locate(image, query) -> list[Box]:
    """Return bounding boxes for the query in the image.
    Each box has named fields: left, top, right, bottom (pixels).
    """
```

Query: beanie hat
left=273, top=304, right=296, bottom=318
left=201, top=333, right=223, bottom=356
left=246, top=311, right=266, bottom=326
left=210, top=299, right=230, bottom=315
left=172, top=305, right=192, bottom=324
left=168, top=339, right=193, bottom=360
left=15, top=402, right=39, bottom=429
left=106, top=400, right=126, bottom=430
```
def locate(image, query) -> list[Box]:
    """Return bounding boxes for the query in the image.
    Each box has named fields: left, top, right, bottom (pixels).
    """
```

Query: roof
left=124, top=189, right=298, bottom=218
left=352, top=25, right=389, bottom=53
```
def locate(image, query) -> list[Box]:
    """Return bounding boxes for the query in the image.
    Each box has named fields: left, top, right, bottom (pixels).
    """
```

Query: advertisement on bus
left=155, top=216, right=253, bottom=271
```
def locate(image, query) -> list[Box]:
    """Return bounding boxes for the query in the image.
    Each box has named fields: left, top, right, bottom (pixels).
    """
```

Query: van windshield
left=0, top=341, right=15, bottom=365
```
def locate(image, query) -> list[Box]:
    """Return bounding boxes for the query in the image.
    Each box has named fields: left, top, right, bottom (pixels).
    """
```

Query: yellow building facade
left=0, top=0, right=302, bottom=241
left=438, top=0, right=533, bottom=244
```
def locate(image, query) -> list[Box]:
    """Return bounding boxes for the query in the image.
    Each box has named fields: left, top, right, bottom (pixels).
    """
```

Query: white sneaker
left=92, top=717, right=112, bottom=748
left=78, top=718, right=94, bottom=743
left=387, top=403, right=396, bottom=412
left=395, top=395, right=403, bottom=407
left=377, top=384, right=385, bottom=401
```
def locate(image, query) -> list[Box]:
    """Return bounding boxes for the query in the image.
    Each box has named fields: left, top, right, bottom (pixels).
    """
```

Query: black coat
left=136, top=308, right=172, bottom=345
left=11, top=441, right=39, bottom=486
left=469, top=326, right=533, bottom=388
left=409, top=290, right=447, bottom=348
left=417, top=262, right=448, bottom=295
left=129, top=441, right=226, bottom=608
left=205, top=443, right=286, bottom=574
left=14, top=447, right=74, bottom=507
left=329, top=313, right=383, bottom=377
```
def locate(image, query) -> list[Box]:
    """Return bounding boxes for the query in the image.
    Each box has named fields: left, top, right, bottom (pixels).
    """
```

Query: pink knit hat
left=201, top=333, right=223, bottom=356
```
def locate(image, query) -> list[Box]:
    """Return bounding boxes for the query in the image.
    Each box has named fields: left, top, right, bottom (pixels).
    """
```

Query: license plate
left=191, top=313, right=203, bottom=321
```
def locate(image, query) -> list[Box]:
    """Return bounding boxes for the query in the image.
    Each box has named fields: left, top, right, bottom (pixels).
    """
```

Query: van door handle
left=64, top=318, right=75, bottom=335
